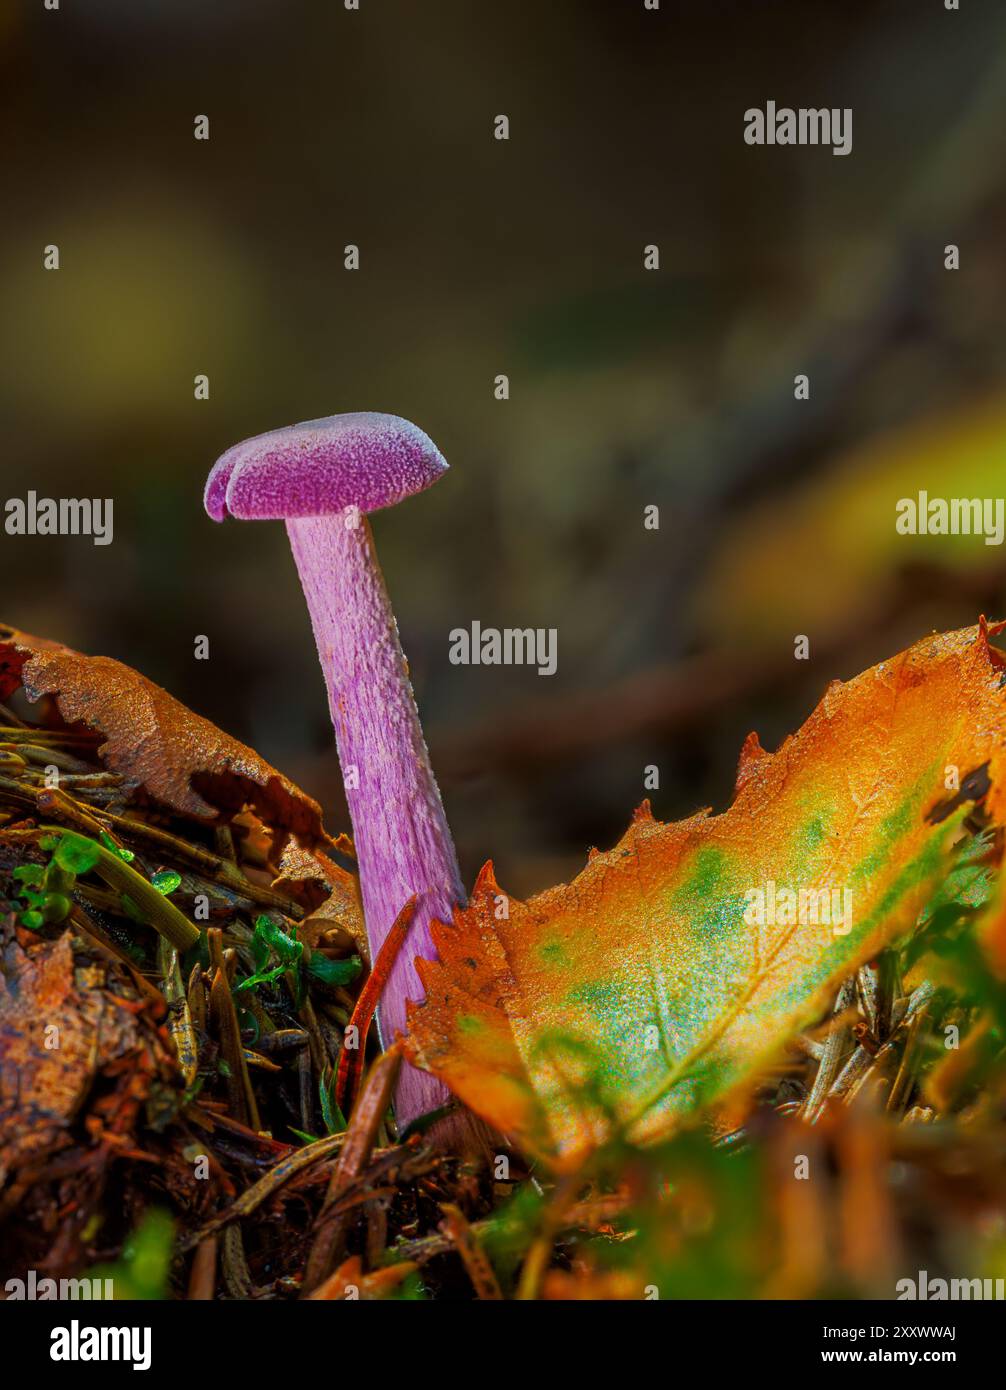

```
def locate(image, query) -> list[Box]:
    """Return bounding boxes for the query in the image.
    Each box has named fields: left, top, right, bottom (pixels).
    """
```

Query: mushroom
left=205, top=412, right=462, bottom=1124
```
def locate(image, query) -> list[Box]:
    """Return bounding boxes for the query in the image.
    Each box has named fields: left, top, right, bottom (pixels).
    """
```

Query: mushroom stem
left=285, top=509, right=460, bottom=1123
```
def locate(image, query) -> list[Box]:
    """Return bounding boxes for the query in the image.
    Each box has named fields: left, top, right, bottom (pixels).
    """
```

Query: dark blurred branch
left=433, top=564, right=1005, bottom=785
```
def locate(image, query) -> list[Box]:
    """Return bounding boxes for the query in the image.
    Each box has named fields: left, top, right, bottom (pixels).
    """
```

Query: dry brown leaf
left=0, top=624, right=325, bottom=843
left=0, top=928, right=140, bottom=1176
left=274, top=840, right=366, bottom=955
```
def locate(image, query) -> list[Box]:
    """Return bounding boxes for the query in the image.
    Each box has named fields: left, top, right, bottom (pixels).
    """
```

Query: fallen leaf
left=0, top=929, right=141, bottom=1176
left=0, top=624, right=325, bottom=843
left=274, top=839, right=366, bottom=953
left=406, top=622, right=1006, bottom=1166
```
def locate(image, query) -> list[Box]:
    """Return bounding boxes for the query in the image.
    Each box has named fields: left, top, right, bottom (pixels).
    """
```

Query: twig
left=187, top=1235, right=219, bottom=1300
left=157, top=937, right=199, bottom=1086
left=440, top=1202, right=503, bottom=1299
left=69, top=905, right=165, bottom=1010
left=802, top=980, right=857, bottom=1122
left=180, top=1132, right=348, bottom=1251
left=829, top=1045, right=872, bottom=1102
left=335, top=894, right=416, bottom=1112
left=221, top=1224, right=253, bottom=1298
left=301, top=1043, right=403, bottom=1294
left=38, top=823, right=201, bottom=952
left=208, top=928, right=260, bottom=1131
left=887, top=1005, right=932, bottom=1115
left=87, top=805, right=307, bottom=916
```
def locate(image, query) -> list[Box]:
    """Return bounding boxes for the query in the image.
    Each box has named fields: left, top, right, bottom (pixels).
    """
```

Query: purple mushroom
left=205, top=412, right=462, bottom=1124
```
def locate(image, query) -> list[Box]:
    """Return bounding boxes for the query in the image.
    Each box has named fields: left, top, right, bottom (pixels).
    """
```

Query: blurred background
left=2, top=0, right=1006, bottom=897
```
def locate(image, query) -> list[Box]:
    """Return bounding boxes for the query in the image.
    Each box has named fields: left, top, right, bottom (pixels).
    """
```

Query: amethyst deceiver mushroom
left=205, top=412, right=462, bottom=1124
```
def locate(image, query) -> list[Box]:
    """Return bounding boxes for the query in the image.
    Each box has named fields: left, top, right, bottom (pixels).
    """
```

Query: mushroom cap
left=204, top=412, right=449, bottom=522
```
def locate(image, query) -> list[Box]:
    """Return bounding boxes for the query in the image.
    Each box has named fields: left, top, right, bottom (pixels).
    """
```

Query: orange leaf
left=406, top=622, right=1006, bottom=1166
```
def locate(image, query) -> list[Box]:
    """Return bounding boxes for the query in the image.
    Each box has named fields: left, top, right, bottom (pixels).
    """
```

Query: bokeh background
left=3, top=0, right=1006, bottom=897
